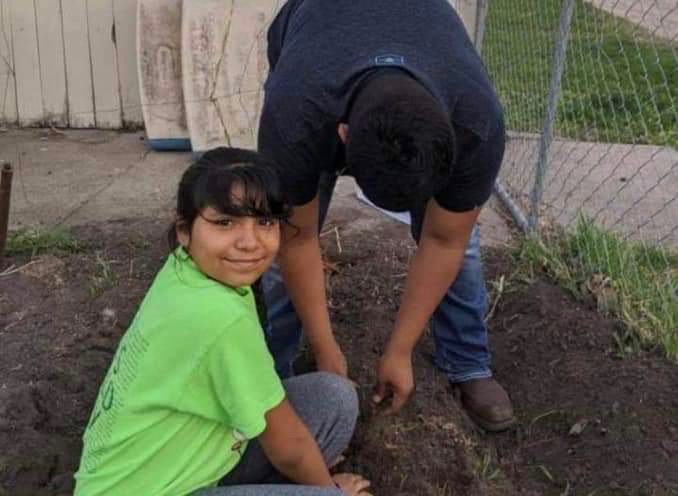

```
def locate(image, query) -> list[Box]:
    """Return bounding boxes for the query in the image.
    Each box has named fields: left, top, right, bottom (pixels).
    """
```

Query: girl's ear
left=175, top=216, right=191, bottom=249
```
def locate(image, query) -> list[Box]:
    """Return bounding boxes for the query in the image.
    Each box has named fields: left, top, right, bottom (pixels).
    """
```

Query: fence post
left=474, top=0, right=488, bottom=53
left=528, top=0, right=576, bottom=232
left=0, top=162, right=14, bottom=265
left=453, top=0, right=478, bottom=43
left=495, top=180, right=529, bottom=232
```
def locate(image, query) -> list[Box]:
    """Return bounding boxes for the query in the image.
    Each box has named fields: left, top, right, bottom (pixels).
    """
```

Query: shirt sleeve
left=435, top=117, right=506, bottom=212
left=265, top=0, right=305, bottom=71
left=258, top=103, right=321, bottom=206
left=203, top=313, right=285, bottom=440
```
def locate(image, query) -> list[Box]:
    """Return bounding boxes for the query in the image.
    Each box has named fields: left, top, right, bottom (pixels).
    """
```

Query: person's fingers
left=385, top=389, right=408, bottom=415
left=354, top=478, right=371, bottom=491
left=333, top=472, right=363, bottom=480
left=372, top=380, right=386, bottom=404
left=330, top=454, right=346, bottom=468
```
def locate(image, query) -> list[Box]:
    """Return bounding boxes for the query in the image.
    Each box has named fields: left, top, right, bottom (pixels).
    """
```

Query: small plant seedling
left=89, top=251, right=119, bottom=297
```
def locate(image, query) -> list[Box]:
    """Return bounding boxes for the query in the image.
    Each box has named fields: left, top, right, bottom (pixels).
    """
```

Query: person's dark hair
left=346, top=71, right=456, bottom=212
left=168, top=147, right=291, bottom=251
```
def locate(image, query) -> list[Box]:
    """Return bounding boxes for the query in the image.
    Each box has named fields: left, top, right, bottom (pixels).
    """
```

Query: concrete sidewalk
left=0, top=128, right=512, bottom=248
left=585, top=0, right=677, bottom=41
left=501, top=133, right=678, bottom=247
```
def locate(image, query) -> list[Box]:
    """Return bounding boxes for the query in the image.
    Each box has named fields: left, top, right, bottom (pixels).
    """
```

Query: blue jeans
left=261, top=173, right=492, bottom=383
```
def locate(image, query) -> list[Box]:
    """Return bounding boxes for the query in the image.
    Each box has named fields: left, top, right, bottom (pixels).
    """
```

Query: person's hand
left=332, top=473, right=372, bottom=495
left=372, top=347, right=414, bottom=414
left=330, top=454, right=346, bottom=469
left=315, top=343, right=349, bottom=378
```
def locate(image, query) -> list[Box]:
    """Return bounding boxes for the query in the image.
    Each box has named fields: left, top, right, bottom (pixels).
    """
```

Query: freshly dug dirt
left=1, top=216, right=676, bottom=495
left=485, top=254, right=678, bottom=495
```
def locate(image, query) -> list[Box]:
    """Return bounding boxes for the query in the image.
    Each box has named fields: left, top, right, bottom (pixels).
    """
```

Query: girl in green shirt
left=75, top=148, right=371, bottom=496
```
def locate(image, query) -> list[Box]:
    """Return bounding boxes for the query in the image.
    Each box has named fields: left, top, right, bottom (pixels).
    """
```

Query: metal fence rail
left=483, top=0, right=677, bottom=248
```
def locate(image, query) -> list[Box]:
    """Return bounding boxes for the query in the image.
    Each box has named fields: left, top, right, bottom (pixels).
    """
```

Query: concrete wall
left=0, top=0, right=481, bottom=130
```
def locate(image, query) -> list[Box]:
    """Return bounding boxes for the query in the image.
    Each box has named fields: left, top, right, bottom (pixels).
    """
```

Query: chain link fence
left=482, top=0, right=677, bottom=357
left=483, top=0, right=677, bottom=247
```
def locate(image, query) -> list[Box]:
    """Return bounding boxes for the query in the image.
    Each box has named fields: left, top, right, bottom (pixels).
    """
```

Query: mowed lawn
left=483, top=0, right=677, bottom=147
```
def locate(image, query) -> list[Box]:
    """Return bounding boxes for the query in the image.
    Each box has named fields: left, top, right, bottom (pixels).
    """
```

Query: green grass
left=483, top=0, right=677, bottom=146
left=6, top=227, right=80, bottom=256
left=515, top=217, right=678, bottom=361
left=88, top=251, right=118, bottom=297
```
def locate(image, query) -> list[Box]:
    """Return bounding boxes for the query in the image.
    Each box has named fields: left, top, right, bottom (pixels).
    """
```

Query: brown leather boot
left=455, top=378, right=515, bottom=432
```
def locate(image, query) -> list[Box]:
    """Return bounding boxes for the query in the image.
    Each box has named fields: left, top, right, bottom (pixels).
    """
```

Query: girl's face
left=177, top=203, right=280, bottom=288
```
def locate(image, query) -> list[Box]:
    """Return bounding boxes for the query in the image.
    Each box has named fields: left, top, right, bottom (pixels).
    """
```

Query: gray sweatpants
left=194, top=372, right=358, bottom=496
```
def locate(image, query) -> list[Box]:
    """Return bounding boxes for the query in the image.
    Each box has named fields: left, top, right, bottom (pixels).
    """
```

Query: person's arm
left=260, top=399, right=372, bottom=494
left=259, top=398, right=335, bottom=487
left=277, top=196, right=347, bottom=376
left=374, top=200, right=480, bottom=413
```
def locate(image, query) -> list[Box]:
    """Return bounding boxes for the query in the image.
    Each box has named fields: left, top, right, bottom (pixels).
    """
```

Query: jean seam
left=445, top=369, right=493, bottom=384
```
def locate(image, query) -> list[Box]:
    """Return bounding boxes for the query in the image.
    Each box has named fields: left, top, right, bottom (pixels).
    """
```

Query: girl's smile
left=227, top=257, right=266, bottom=265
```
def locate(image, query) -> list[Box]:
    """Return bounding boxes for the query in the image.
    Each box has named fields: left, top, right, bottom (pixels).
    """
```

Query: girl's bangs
left=200, top=165, right=288, bottom=220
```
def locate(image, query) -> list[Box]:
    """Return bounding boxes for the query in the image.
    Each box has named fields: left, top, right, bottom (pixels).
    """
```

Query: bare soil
left=1, top=215, right=676, bottom=495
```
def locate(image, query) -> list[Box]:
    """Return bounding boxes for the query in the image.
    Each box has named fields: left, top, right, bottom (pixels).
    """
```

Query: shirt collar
left=172, top=247, right=250, bottom=297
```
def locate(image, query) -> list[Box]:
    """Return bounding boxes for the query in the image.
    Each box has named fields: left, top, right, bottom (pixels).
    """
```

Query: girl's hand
left=332, top=473, right=372, bottom=495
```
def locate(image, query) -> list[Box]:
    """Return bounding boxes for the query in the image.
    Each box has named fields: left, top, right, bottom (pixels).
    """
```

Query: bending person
left=259, top=0, right=515, bottom=431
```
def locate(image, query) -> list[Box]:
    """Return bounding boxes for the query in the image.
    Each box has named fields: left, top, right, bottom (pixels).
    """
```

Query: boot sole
left=465, top=408, right=516, bottom=432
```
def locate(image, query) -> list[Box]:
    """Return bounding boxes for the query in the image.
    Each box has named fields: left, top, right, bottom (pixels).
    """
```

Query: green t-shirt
left=74, top=248, right=285, bottom=496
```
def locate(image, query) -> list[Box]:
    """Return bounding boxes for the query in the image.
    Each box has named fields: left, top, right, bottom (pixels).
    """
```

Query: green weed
left=476, top=448, right=504, bottom=482
left=6, top=227, right=80, bottom=256
left=515, top=217, right=678, bottom=360
left=88, top=251, right=118, bottom=297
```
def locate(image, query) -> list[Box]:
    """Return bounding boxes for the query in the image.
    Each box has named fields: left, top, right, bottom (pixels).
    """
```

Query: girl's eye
left=259, top=217, right=277, bottom=227
left=214, top=218, right=233, bottom=227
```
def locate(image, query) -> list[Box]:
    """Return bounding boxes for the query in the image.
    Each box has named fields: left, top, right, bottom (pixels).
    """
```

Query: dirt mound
left=485, top=254, right=678, bottom=495
left=319, top=221, right=491, bottom=495
left=1, top=219, right=167, bottom=496
left=1, top=217, right=676, bottom=495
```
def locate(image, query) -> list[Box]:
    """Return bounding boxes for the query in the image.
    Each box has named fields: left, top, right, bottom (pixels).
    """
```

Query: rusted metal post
left=0, top=162, right=14, bottom=263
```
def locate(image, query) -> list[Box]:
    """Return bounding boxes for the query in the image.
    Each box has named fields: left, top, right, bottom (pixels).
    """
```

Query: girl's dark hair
left=168, top=147, right=292, bottom=251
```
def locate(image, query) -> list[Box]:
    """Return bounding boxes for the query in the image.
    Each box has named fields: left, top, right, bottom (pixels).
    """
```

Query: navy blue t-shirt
left=258, top=0, right=505, bottom=212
